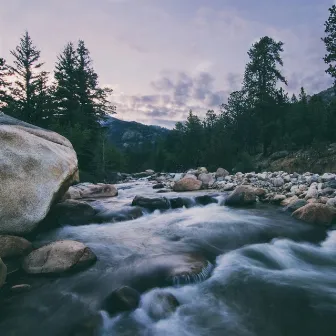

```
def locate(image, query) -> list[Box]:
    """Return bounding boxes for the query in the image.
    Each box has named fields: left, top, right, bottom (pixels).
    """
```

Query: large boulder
left=284, top=199, right=307, bottom=213
left=0, top=258, right=6, bottom=287
left=0, top=235, right=32, bottom=258
left=22, top=240, right=97, bottom=274
left=0, top=113, right=78, bottom=235
left=146, top=292, right=180, bottom=321
left=173, top=178, right=202, bottom=192
left=63, top=183, right=118, bottom=200
left=292, top=203, right=336, bottom=226
left=225, top=186, right=257, bottom=206
left=132, top=196, right=170, bottom=211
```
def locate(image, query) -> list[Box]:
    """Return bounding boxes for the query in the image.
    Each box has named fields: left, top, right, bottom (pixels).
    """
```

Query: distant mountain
left=316, top=86, right=336, bottom=102
left=102, top=115, right=170, bottom=149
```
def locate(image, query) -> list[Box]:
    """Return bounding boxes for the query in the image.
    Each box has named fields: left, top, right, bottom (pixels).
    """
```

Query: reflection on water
left=0, top=181, right=334, bottom=336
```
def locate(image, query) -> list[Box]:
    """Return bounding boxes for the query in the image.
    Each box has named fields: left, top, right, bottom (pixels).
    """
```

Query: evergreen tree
left=9, top=31, right=46, bottom=122
left=0, top=57, right=12, bottom=108
left=322, top=5, right=336, bottom=87
left=243, top=36, right=287, bottom=155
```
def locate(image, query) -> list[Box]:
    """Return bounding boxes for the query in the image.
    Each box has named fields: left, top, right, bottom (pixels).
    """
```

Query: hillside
left=102, top=115, right=170, bottom=149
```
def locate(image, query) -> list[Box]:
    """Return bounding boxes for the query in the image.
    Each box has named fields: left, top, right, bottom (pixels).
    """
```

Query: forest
left=1, top=5, right=336, bottom=180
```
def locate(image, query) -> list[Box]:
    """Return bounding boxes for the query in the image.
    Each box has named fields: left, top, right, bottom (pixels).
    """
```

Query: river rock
left=280, top=195, right=299, bottom=207
left=101, top=286, right=140, bottom=316
left=146, top=292, right=180, bottom=321
left=320, top=187, right=335, bottom=196
left=326, top=197, right=336, bottom=208
left=0, top=258, right=6, bottom=287
left=324, top=180, right=336, bottom=189
left=223, top=183, right=235, bottom=191
left=153, top=183, right=165, bottom=189
left=195, top=195, right=218, bottom=206
left=63, top=183, right=118, bottom=200
left=284, top=199, right=307, bottom=213
left=272, top=177, right=284, bottom=187
left=321, top=173, right=335, bottom=182
left=271, top=195, right=286, bottom=204
left=173, top=178, right=202, bottom=192
left=170, top=197, right=193, bottom=209
left=292, top=203, right=336, bottom=226
left=198, top=173, right=215, bottom=188
left=95, top=206, right=143, bottom=223
left=215, top=168, right=229, bottom=178
left=305, top=183, right=318, bottom=200
left=0, top=113, right=78, bottom=235
left=197, top=167, right=208, bottom=175
left=132, top=196, right=170, bottom=210
left=225, top=186, right=257, bottom=206
left=0, top=235, right=32, bottom=258
left=22, top=240, right=97, bottom=274
left=10, top=284, right=32, bottom=294
left=49, top=200, right=97, bottom=226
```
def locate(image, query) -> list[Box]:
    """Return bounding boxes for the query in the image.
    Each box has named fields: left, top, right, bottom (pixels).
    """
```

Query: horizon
left=1, top=0, right=334, bottom=129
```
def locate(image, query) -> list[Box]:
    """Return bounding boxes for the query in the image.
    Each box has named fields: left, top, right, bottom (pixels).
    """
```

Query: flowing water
left=1, top=181, right=336, bottom=336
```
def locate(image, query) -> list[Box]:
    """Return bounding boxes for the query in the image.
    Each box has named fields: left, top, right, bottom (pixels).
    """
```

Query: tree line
left=140, top=5, right=336, bottom=173
left=2, top=5, right=336, bottom=177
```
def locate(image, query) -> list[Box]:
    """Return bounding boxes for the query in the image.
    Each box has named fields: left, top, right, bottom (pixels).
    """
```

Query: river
left=1, top=180, right=335, bottom=336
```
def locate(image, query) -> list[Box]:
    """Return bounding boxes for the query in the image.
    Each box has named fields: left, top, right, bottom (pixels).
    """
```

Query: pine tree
left=9, top=31, right=46, bottom=122
left=53, top=42, right=79, bottom=126
left=243, top=36, right=287, bottom=155
left=0, top=57, right=12, bottom=108
left=322, top=5, right=336, bottom=87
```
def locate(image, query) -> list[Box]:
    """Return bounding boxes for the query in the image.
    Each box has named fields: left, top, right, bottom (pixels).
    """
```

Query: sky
left=0, top=0, right=334, bottom=128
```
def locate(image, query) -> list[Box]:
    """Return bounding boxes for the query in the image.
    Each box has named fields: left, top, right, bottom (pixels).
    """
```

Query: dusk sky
left=1, top=0, right=334, bottom=128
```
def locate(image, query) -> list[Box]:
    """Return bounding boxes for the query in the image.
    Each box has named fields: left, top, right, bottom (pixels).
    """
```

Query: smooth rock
left=292, top=203, right=336, bottom=226
left=215, top=168, right=229, bottom=178
left=197, top=167, right=208, bottom=175
left=22, top=240, right=97, bottom=274
left=272, top=177, right=284, bottom=187
left=326, top=198, right=336, bottom=208
left=101, top=286, right=140, bottom=316
left=0, top=114, right=78, bottom=235
left=324, top=180, right=336, bottom=189
left=305, top=183, right=318, bottom=200
left=48, top=200, right=97, bottom=226
left=10, top=284, right=32, bottom=294
left=225, top=186, right=257, bottom=207
left=0, top=235, right=32, bottom=258
left=271, top=195, right=286, bottom=204
left=170, top=197, right=193, bottom=209
left=153, top=183, right=165, bottom=189
left=132, top=196, right=170, bottom=211
left=173, top=178, right=202, bottom=192
left=280, top=195, right=299, bottom=207
left=63, top=183, right=118, bottom=200
left=223, top=183, right=235, bottom=191
left=198, top=173, right=215, bottom=188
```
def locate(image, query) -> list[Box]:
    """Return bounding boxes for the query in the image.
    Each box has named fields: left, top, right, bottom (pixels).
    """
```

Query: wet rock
left=153, top=183, right=165, bottom=189
left=63, top=183, right=118, bottom=200
left=156, top=189, right=170, bottom=194
left=0, top=235, right=32, bottom=258
left=146, top=292, right=180, bottom=321
left=22, top=240, right=97, bottom=274
left=95, top=206, right=143, bottom=223
left=195, top=195, right=218, bottom=206
left=0, top=113, right=78, bottom=235
left=215, top=168, right=229, bottom=178
left=49, top=200, right=98, bottom=226
left=292, top=203, right=336, bottom=226
left=0, top=258, right=6, bottom=287
left=173, top=178, right=202, bottom=192
left=10, top=284, right=32, bottom=294
left=284, top=199, right=307, bottom=213
left=225, top=186, right=257, bottom=207
left=68, top=314, right=103, bottom=336
left=170, top=197, right=193, bottom=209
left=101, top=286, right=140, bottom=316
left=132, top=196, right=170, bottom=211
